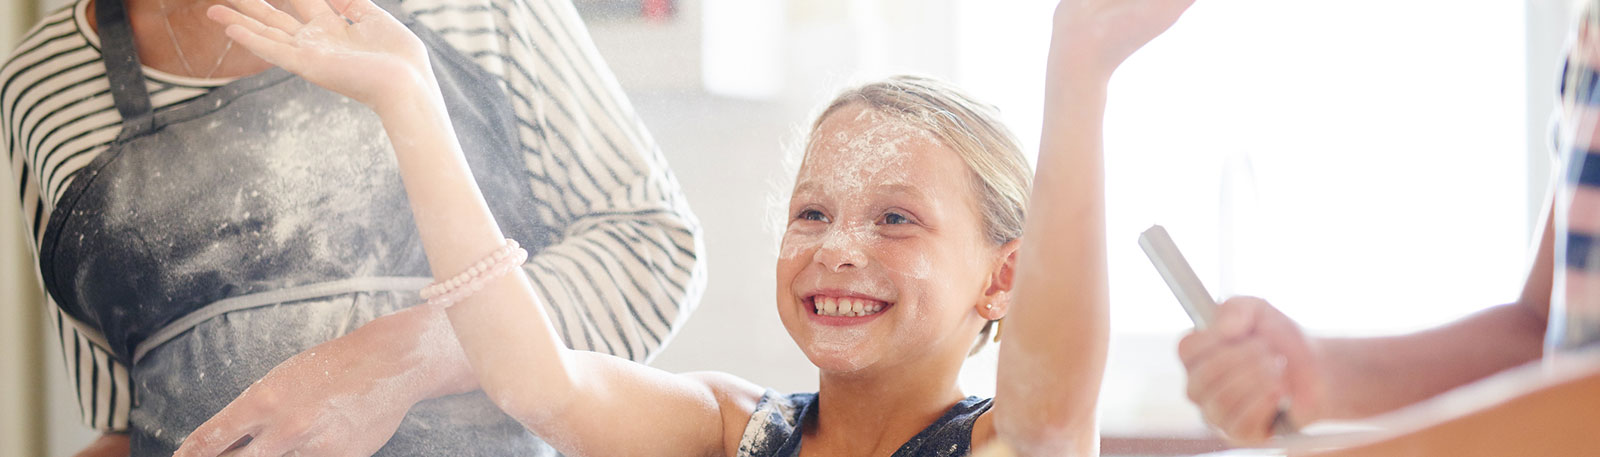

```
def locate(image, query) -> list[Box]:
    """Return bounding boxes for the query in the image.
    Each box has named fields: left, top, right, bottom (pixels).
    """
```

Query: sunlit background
left=0, top=0, right=1570, bottom=455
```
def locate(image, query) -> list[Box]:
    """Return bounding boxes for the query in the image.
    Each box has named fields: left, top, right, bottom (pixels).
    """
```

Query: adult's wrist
left=411, top=304, right=482, bottom=399
left=358, top=304, right=479, bottom=404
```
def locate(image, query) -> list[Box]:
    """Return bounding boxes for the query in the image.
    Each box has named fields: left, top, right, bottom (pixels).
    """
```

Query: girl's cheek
left=779, top=229, right=822, bottom=261
left=899, top=252, right=934, bottom=280
left=874, top=236, right=934, bottom=280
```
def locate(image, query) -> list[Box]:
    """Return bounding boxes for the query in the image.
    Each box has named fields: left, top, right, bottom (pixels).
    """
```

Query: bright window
left=953, top=0, right=1530, bottom=435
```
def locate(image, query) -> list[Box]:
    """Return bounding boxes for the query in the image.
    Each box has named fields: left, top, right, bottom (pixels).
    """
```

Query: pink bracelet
left=422, top=239, right=528, bottom=307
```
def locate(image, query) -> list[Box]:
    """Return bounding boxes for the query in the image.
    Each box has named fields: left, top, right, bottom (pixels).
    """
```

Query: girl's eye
left=797, top=209, right=829, bottom=222
left=880, top=212, right=910, bottom=225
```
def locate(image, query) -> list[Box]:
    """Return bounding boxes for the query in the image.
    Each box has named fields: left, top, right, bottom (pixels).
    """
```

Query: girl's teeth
left=815, top=297, right=886, bottom=317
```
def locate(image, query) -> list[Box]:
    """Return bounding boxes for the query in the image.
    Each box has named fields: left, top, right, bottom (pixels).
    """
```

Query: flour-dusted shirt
left=1, top=0, right=705, bottom=432
left=736, top=390, right=994, bottom=457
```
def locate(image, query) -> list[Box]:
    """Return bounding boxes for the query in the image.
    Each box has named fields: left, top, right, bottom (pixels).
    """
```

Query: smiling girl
left=183, top=0, right=1195, bottom=455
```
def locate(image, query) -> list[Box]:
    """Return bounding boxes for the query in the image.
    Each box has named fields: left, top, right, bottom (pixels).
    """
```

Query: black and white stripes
left=50, top=304, right=133, bottom=430
left=3, top=0, right=704, bottom=432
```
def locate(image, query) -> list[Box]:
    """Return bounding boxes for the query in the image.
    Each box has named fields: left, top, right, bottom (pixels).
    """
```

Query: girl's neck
left=805, top=353, right=968, bottom=457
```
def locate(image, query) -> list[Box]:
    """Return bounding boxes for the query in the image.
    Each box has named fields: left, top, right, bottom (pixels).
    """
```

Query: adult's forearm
left=72, top=433, right=130, bottom=457
left=1315, top=303, right=1545, bottom=420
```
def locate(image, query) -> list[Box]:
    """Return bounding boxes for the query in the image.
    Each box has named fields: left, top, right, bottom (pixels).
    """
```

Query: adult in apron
left=36, top=0, right=560, bottom=454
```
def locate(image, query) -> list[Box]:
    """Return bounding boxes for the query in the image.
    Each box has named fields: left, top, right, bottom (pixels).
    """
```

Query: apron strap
left=95, top=0, right=157, bottom=138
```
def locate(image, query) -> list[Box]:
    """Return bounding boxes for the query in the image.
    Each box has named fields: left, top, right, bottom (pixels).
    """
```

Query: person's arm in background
left=175, top=0, right=705, bottom=454
left=1177, top=198, right=1552, bottom=444
left=1315, top=211, right=1551, bottom=419
left=1180, top=27, right=1579, bottom=440
left=1291, top=12, right=1600, bottom=456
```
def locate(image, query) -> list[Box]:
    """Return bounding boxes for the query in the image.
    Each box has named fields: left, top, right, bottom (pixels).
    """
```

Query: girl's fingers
left=287, top=0, right=338, bottom=21
left=337, top=0, right=388, bottom=23
left=207, top=5, right=295, bottom=44
left=226, top=0, right=303, bottom=32
left=222, top=24, right=304, bottom=73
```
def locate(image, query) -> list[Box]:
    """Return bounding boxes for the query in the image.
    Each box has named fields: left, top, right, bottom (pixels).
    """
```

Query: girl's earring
left=984, top=303, right=993, bottom=310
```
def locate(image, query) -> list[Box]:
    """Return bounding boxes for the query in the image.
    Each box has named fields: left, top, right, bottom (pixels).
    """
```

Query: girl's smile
left=776, top=102, right=998, bottom=374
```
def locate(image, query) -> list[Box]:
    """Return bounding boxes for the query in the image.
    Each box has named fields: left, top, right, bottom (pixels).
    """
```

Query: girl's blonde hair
left=804, top=75, right=1033, bottom=355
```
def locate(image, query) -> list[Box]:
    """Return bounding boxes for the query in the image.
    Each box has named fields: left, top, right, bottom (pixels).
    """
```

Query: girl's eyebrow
left=793, top=180, right=932, bottom=202
left=793, top=180, right=820, bottom=196
left=877, top=183, right=931, bottom=202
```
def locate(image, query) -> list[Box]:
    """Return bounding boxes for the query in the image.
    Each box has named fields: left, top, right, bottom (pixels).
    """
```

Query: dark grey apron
left=37, top=0, right=559, bottom=454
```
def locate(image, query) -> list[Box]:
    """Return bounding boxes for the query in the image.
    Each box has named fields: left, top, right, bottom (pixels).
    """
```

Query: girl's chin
left=801, top=345, right=878, bottom=375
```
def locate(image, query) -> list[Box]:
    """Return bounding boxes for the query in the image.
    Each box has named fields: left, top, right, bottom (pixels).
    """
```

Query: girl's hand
left=206, top=0, right=433, bottom=111
left=1051, top=0, right=1196, bottom=79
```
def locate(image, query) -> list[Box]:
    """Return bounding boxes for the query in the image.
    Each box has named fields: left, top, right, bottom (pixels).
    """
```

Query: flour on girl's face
left=780, top=108, right=939, bottom=264
left=803, top=109, right=936, bottom=196
left=775, top=105, right=974, bottom=373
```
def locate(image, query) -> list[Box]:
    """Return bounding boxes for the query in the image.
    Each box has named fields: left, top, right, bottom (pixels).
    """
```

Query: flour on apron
left=38, top=0, right=558, bottom=454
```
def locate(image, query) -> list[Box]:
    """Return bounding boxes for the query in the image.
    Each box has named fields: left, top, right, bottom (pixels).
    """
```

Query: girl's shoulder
left=681, top=372, right=770, bottom=457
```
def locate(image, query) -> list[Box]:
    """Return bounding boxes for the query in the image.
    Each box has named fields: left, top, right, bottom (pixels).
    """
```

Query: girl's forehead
left=804, top=108, right=940, bottom=175
left=795, top=107, right=973, bottom=206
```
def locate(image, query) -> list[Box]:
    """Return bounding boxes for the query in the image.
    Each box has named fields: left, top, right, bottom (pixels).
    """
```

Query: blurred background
left=0, top=0, right=1570, bottom=455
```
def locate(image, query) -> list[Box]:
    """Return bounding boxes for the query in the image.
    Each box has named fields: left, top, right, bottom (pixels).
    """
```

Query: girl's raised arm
left=994, top=1, right=1193, bottom=455
left=199, top=0, right=756, bottom=455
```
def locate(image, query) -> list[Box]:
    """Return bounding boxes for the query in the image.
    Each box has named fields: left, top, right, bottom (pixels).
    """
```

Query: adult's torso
left=6, top=0, right=560, bottom=454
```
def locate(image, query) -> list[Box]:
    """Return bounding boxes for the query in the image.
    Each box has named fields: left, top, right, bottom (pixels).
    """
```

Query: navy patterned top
left=737, top=390, right=994, bottom=457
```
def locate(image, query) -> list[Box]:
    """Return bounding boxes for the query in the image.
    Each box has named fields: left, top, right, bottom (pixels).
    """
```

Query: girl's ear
left=979, top=238, right=1022, bottom=320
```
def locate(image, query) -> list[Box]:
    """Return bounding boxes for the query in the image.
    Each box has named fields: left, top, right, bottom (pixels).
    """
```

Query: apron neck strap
left=95, top=0, right=156, bottom=137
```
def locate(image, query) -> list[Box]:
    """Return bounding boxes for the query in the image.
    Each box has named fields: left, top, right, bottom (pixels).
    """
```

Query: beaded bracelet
left=422, top=239, right=529, bottom=307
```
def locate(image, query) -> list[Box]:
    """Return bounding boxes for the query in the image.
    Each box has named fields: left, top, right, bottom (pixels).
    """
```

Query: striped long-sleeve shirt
left=1, top=0, right=706, bottom=432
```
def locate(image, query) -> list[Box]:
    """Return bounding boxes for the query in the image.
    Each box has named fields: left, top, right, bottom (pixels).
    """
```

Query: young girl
left=184, top=0, right=1193, bottom=455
